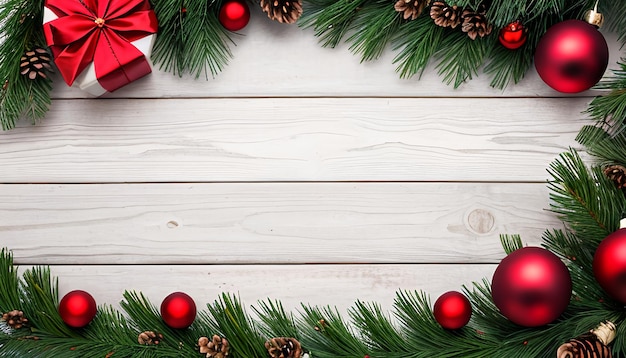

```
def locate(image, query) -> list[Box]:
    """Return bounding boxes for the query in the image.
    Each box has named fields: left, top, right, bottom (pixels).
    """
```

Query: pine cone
left=604, top=165, right=626, bottom=189
left=394, top=0, right=430, bottom=20
left=138, top=331, right=163, bottom=345
left=198, top=335, right=230, bottom=358
left=2, top=310, right=28, bottom=329
left=265, top=337, right=302, bottom=358
left=260, top=0, right=302, bottom=24
left=461, top=4, right=492, bottom=40
left=429, top=1, right=462, bottom=28
left=557, top=322, right=615, bottom=358
left=20, top=47, right=52, bottom=80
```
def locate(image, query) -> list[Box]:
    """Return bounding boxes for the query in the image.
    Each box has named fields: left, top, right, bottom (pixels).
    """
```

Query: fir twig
left=0, top=0, right=52, bottom=130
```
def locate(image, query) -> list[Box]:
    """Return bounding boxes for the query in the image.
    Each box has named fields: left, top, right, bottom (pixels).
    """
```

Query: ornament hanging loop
left=584, top=1, right=604, bottom=28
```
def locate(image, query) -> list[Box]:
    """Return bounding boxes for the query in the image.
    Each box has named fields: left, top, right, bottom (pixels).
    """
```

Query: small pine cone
left=429, top=1, right=462, bottom=28
left=461, top=5, right=492, bottom=40
left=199, top=335, right=229, bottom=358
left=20, top=47, right=52, bottom=80
left=557, top=322, right=615, bottom=358
left=260, top=0, right=302, bottom=24
left=394, top=0, right=430, bottom=20
left=557, top=333, right=612, bottom=358
left=2, top=310, right=28, bottom=329
left=138, top=331, right=163, bottom=345
left=604, top=165, right=626, bottom=189
left=265, top=337, right=302, bottom=358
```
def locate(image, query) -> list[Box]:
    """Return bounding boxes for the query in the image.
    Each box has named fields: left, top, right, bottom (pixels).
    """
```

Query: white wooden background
left=1, top=11, right=623, bottom=315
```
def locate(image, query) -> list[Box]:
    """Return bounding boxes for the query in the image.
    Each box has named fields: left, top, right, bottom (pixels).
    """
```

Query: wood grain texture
left=1, top=97, right=590, bottom=183
left=2, top=183, right=559, bottom=265
left=35, top=264, right=497, bottom=313
left=47, top=10, right=623, bottom=99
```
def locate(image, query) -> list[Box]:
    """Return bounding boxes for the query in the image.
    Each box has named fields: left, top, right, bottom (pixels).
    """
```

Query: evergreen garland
left=3, top=1, right=626, bottom=356
left=2, top=0, right=626, bottom=129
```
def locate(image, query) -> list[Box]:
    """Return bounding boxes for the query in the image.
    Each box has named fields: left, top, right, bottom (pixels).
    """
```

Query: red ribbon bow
left=43, top=0, right=158, bottom=92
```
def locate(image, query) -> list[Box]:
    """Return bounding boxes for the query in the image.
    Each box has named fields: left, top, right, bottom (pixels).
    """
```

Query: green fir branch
left=298, top=304, right=369, bottom=358
left=392, top=16, right=444, bottom=79
left=299, top=0, right=369, bottom=48
left=435, top=31, right=492, bottom=88
left=547, top=149, right=626, bottom=243
left=0, top=0, right=52, bottom=130
left=206, top=293, right=267, bottom=357
left=151, top=0, right=234, bottom=79
left=499, top=234, right=523, bottom=254
left=345, top=0, right=402, bottom=62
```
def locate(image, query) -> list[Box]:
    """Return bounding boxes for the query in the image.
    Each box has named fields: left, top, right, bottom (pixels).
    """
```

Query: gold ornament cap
left=584, top=1, right=604, bottom=28
left=592, top=321, right=616, bottom=345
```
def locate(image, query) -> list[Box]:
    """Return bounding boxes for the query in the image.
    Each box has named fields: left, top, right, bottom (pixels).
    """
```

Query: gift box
left=43, top=0, right=158, bottom=96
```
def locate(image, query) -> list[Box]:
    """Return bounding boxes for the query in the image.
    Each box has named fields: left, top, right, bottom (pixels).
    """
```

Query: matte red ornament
left=534, top=19, right=609, bottom=93
left=160, top=292, right=196, bottom=329
left=58, top=290, right=97, bottom=328
left=499, top=20, right=527, bottom=50
left=433, top=291, right=472, bottom=330
left=219, top=0, right=250, bottom=32
left=491, top=247, right=572, bottom=327
left=593, top=227, right=626, bottom=303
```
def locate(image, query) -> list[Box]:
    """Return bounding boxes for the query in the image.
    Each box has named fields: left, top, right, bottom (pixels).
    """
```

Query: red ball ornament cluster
left=433, top=291, right=472, bottom=330
left=491, top=247, right=572, bottom=327
left=160, top=291, right=197, bottom=329
left=58, top=290, right=97, bottom=328
left=593, top=225, right=626, bottom=303
left=219, top=0, right=250, bottom=31
left=534, top=19, right=609, bottom=93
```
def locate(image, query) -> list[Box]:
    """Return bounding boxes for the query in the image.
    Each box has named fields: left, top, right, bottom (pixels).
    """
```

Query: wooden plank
left=24, top=264, right=497, bottom=313
left=47, top=14, right=624, bottom=99
left=1, top=97, right=589, bottom=183
left=3, top=183, right=559, bottom=265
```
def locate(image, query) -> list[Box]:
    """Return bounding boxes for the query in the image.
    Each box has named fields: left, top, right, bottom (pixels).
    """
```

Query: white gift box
left=43, top=7, right=156, bottom=97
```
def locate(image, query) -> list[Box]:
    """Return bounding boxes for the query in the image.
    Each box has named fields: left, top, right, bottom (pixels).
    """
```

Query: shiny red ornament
left=433, top=291, right=472, bottom=330
left=499, top=20, right=527, bottom=50
left=534, top=19, right=609, bottom=93
left=593, top=228, right=626, bottom=303
left=160, top=291, right=196, bottom=329
left=219, top=0, right=250, bottom=32
left=58, top=290, right=97, bottom=328
left=491, top=247, right=572, bottom=327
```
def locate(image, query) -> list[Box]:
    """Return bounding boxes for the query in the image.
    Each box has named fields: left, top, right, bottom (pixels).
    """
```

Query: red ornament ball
left=491, top=247, right=572, bottom=327
left=58, top=290, right=97, bottom=328
left=219, top=0, right=250, bottom=32
left=534, top=19, right=609, bottom=93
left=160, top=291, right=196, bottom=329
left=593, top=228, right=626, bottom=303
left=433, top=291, right=472, bottom=330
left=499, top=20, right=527, bottom=50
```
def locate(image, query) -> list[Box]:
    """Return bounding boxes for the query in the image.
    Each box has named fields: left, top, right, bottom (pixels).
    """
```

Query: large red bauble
left=534, top=19, right=609, bottom=93
left=433, top=291, right=472, bottom=330
left=58, top=290, right=97, bottom=328
left=219, top=0, right=250, bottom=32
left=593, top=228, right=626, bottom=303
left=160, top=292, right=196, bottom=329
left=491, top=247, right=572, bottom=327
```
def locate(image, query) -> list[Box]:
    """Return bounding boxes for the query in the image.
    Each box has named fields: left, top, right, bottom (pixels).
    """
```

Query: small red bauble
left=160, top=291, right=196, bottom=329
left=593, top=227, right=626, bottom=303
left=58, top=290, right=97, bottom=328
left=433, top=291, right=472, bottom=330
left=499, top=20, right=527, bottom=50
left=491, top=247, right=571, bottom=327
left=534, top=19, right=609, bottom=93
left=219, top=0, right=250, bottom=32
